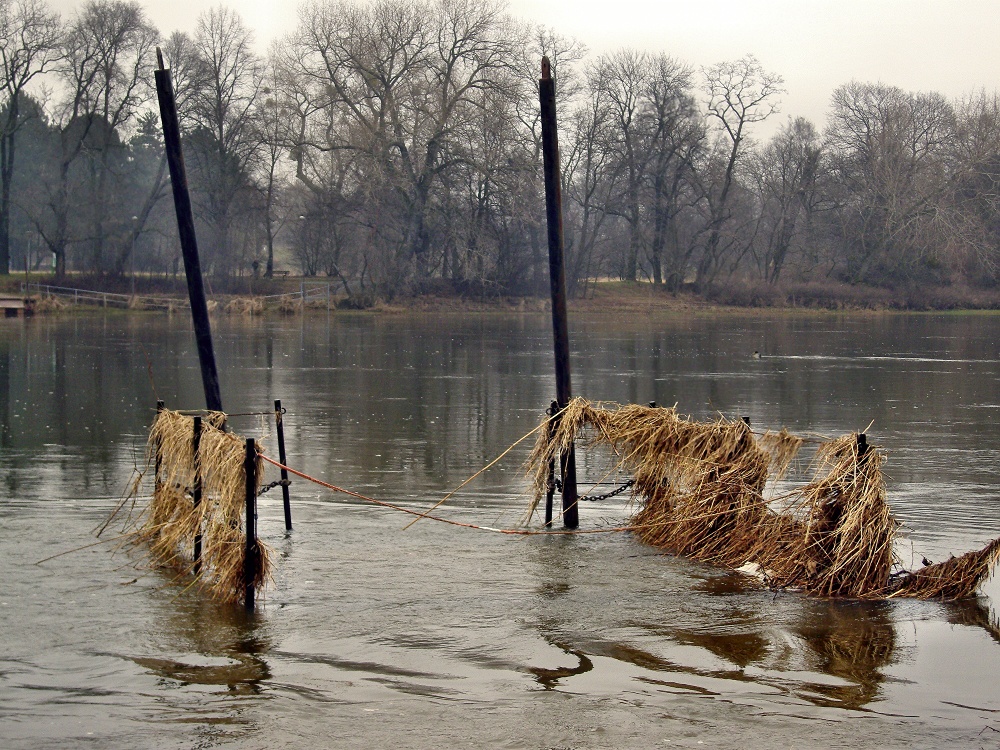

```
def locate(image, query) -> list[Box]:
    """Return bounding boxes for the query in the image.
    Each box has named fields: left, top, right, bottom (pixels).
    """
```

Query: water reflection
left=946, top=597, right=1000, bottom=644
left=790, top=600, right=896, bottom=709
left=526, top=536, right=1000, bottom=712
left=527, top=638, right=594, bottom=689
left=131, top=596, right=272, bottom=696
left=6, top=312, right=1000, bottom=745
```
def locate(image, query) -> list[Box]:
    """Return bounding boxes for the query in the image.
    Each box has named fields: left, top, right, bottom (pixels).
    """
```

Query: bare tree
left=32, top=0, right=156, bottom=277
left=251, top=59, right=294, bottom=278
left=748, top=116, right=823, bottom=283
left=826, top=81, right=955, bottom=284
left=0, top=0, right=60, bottom=275
left=187, top=6, right=262, bottom=276
left=283, top=0, right=525, bottom=296
left=588, top=49, right=649, bottom=281
left=561, top=83, right=615, bottom=293
left=944, top=92, right=1000, bottom=282
left=696, top=54, right=783, bottom=290
left=642, top=54, right=702, bottom=288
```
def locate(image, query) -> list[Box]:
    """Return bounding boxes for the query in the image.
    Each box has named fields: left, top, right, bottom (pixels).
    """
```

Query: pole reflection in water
left=131, top=599, right=272, bottom=696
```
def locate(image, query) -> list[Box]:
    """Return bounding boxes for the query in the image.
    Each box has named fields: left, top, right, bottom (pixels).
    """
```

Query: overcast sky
left=50, top=0, right=1000, bottom=135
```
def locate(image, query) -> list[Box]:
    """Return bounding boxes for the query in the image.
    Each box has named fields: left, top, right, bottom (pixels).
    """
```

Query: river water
left=2, top=311, right=1000, bottom=749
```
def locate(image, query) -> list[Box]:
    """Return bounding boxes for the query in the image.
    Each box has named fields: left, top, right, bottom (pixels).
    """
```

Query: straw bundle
left=225, top=297, right=264, bottom=315
left=32, top=295, right=68, bottom=311
left=887, top=538, right=1000, bottom=600
left=525, top=398, right=1000, bottom=600
left=278, top=297, right=302, bottom=314
left=129, top=408, right=272, bottom=605
left=762, top=435, right=896, bottom=598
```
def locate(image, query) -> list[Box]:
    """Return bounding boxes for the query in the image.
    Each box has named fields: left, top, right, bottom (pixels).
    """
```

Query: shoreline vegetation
left=11, top=274, right=1000, bottom=316
left=4, top=0, right=1000, bottom=318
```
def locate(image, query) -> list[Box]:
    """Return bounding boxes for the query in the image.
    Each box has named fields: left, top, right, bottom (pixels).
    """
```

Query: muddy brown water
left=2, top=311, right=1000, bottom=749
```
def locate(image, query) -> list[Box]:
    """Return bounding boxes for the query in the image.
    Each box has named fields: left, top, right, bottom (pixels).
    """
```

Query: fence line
left=22, top=283, right=182, bottom=311
left=22, top=281, right=333, bottom=310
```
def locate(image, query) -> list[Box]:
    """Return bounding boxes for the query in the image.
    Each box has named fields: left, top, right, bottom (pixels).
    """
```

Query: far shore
left=8, top=273, right=1000, bottom=315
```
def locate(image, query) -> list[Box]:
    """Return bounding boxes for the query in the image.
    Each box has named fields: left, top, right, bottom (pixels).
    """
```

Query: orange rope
left=257, top=452, right=638, bottom=537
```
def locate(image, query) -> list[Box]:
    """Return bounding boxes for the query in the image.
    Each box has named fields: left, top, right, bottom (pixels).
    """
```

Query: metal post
left=192, top=416, right=203, bottom=573
left=275, top=399, right=292, bottom=531
left=154, top=49, right=223, bottom=413
left=130, top=215, right=138, bottom=301
left=244, top=438, right=257, bottom=611
left=154, top=401, right=164, bottom=490
left=544, top=400, right=557, bottom=528
left=539, top=56, right=578, bottom=529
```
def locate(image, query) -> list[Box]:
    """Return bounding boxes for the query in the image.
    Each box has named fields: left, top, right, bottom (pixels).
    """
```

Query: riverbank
left=9, top=274, right=1000, bottom=314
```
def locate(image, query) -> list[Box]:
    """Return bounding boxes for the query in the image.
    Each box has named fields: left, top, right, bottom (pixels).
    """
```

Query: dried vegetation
left=526, top=398, right=1000, bottom=600
left=114, top=408, right=272, bottom=604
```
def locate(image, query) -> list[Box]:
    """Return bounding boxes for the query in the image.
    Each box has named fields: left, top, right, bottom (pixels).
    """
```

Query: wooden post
left=192, top=416, right=203, bottom=573
left=539, top=56, right=578, bottom=529
left=275, top=399, right=292, bottom=531
left=154, top=49, right=223, bottom=413
left=244, top=438, right=257, bottom=611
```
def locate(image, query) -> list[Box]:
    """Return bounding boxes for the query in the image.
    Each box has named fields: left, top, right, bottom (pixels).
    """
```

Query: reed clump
left=32, top=295, right=67, bottom=312
left=278, top=297, right=302, bottom=315
left=525, top=398, right=999, bottom=600
left=888, top=538, right=1000, bottom=599
left=125, top=408, right=272, bottom=604
left=224, top=297, right=264, bottom=316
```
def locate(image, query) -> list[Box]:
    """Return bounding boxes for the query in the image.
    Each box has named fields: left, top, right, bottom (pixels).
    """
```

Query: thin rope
left=257, top=451, right=638, bottom=537
left=402, top=419, right=546, bottom=530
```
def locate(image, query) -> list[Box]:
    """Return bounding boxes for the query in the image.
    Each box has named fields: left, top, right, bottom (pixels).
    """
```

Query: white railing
left=22, top=281, right=333, bottom=310
left=22, top=283, right=184, bottom=310
left=258, top=281, right=332, bottom=307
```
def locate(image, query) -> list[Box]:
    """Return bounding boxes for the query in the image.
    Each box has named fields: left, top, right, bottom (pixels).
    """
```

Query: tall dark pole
left=539, top=57, right=579, bottom=529
left=154, top=49, right=223, bottom=413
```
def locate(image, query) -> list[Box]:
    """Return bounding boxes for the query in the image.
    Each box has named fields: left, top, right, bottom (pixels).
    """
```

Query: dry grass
left=123, top=408, right=272, bottom=605
left=761, top=435, right=896, bottom=598
left=278, top=297, right=302, bottom=315
left=525, top=397, right=1000, bottom=600
left=31, top=295, right=68, bottom=312
left=888, top=538, right=1000, bottom=599
left=224, top=297, right=264, bottom=316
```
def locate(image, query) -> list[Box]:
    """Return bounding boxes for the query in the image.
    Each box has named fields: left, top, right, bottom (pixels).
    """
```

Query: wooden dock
left=0, top=294, right=30, bottom=317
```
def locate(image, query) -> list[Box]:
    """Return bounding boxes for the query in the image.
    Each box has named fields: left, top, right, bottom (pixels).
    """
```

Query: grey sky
left=51, top=0, right=1000, bottom=134
left=512, top=0, right=1000, bottom=132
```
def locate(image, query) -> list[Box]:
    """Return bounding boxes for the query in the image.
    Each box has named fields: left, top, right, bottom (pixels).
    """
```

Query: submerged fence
left=524, top=398, right=1000, bottom=600
left=117, top=395, right=1000, bottom=609
left=122, top=401, right=293, bottom=610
